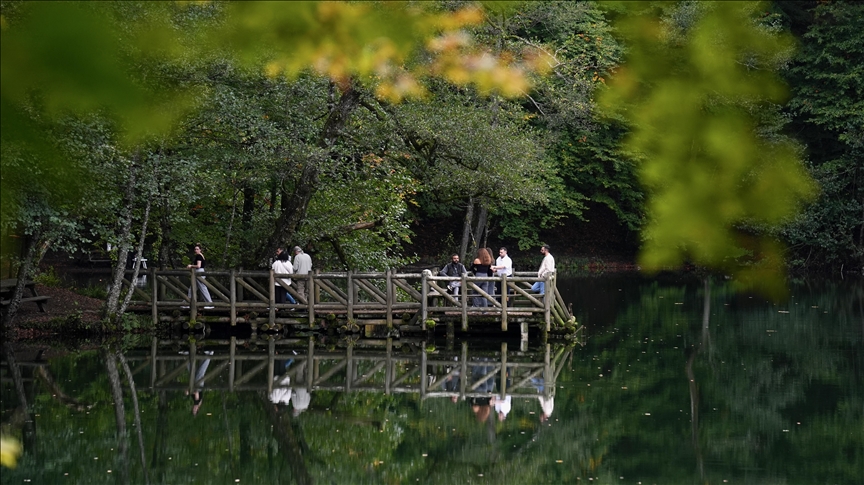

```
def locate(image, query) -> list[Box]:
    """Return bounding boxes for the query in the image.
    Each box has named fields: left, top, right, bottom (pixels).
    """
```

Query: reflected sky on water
left=2, top=274, right=862, bottom=484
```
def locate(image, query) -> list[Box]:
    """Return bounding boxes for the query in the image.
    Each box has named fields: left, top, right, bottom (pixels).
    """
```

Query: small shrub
left=118, top=312, right=150, bottom=332
left=33, top=266, right=61, bottom=287
left=76, top=285, right=108, bottom=300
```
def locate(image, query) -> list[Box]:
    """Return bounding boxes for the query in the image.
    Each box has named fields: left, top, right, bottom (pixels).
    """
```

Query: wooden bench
left=0, top=279, right=50, bottom=312
left=1, top=295, right=51, bottom=312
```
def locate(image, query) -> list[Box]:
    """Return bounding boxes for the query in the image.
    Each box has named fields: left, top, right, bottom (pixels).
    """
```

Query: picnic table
left=0, top=279, right=50, bottom=312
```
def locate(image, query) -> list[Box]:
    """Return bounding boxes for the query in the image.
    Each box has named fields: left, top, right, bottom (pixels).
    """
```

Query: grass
left=74, top=285, right=108, bottom=300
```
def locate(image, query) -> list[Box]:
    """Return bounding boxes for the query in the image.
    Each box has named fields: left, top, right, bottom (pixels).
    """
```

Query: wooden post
left=385, top=338, right=392, bottom=395
left=347, top=270, right=354, bottom=322
left=544, top=274, right=552, bottom=332
left=520, top=322, right=529, bottom=352
left=500, top=342, right=508, bottom=399
left=150, top=266, right=157, bottom=324
left=459, top=341, right=468, bottom=400
left=346, top=345, right=354, bottom=392
left=501, top=274, right=508, bottom=332
left=229, top=337, right=236, bottom=392
left=267, top=338, right=276, bottom=393
left=188, top=340, right=197, bottom=394
left=544, top=343, right=552, bottom=398
left=190, top=268, right=198, bottom=322
left=461, top=272, right=468, bottom=331
left=149, top=336, right=158, bottom=389
left=420, top=342, right=427, bottom=399
left=268, top=269, right=276, bottom=326
left=386, top=269, right=393, bottom=329
left=420, top=270, right=429, bottom=330
left=306, top=338, right=314, bottom=391
left=230, top=269, right=237, bottom=326
left=308, top=271, right=316, bottom=328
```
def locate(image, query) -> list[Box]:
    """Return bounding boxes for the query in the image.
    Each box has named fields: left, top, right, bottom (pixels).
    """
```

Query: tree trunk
left=460, top=198, right=475, bottom=262
left=119, top=354, right=150, bottom=485
left=259, top=83, right=362, bottom=263
left=2, top=341, right=36, bottom=455
left=105, top=167, right=137, bottom=321
left=223, top=188, right=240, bottom=267
left=474, top=204, right=489, bottom=251
left=1, top=228, right=41, bottom=329
left=104, top=351, right=130, bottom=485
left=241, top=185, right=255, bottom=231
left=118, top=198, right=151, bottom=317
left=157, top=198, right=175, bottom=269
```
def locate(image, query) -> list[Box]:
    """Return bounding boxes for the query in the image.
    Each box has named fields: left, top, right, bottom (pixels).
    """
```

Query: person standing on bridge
left=272, top=251, right=296, bottom=304
left=531, top=244, right=555, bottom=295
left=186, top=244, right=212, bottom=303
left=491, top=246, right=513, bottom=301
left=292, top=246, right=313, bottom=299
left=470, top=248, right=495, bottom=307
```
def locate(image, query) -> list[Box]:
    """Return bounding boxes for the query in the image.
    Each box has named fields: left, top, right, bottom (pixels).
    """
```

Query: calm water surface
left=2, top=273, right=862, bottom=484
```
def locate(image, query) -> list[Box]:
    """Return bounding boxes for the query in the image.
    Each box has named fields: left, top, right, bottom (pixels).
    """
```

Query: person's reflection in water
left=538, top=396, right=554, bottom=423
left=471, top=397, right=492, bottom=422
left=291, top=387, right=310, bottom=417
left=492, top=394, right=512, bottom=421
left=269, top=358, right=311, bottom=416
left=186, top=355, right=211, bottom=416
left=470, top=360, right=496, bottom=422
left=443, top=366, right=461, bottom=403
left=530, top=375, right=554, bottom=422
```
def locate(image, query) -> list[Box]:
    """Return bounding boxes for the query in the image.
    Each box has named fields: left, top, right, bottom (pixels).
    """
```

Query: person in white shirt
left=292, top=246, right=313, bottom=298
left=490, top=247, right=513, bottom=301
left=531, top=245, right=555, bottom=295
left=271, top=251, right=296, bottom=304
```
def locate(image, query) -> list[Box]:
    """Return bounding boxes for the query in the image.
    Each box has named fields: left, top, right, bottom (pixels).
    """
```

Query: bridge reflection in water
left=123, top=337, right=572, bottom=402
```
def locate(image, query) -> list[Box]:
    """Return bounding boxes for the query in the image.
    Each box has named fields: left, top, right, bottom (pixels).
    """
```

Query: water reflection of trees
left=1, top=337, right=576, bottom=484
left=2, top=277, right=861, bottom=484
left=578, top=276, right=863, bottom=484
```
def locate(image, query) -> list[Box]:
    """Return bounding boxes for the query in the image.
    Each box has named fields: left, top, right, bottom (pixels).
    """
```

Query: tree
left=776, top=0, right=864, bottom=271
left=0, top=1, right=543, bottom=327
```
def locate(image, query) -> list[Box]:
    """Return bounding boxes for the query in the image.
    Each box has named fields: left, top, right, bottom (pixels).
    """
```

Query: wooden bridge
left=125, top=268, right=575, bottom=334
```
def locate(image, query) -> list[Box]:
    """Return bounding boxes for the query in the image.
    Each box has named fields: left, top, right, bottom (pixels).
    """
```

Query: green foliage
left=776, top=0, right=864, bottom=270
left=32, top=266, right=61, bottom=287
left=601, top=1, right=817, bottom=292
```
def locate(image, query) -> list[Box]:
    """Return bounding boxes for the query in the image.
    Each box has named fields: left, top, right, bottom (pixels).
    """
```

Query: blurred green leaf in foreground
left=601, top=1, right=817, bottom=295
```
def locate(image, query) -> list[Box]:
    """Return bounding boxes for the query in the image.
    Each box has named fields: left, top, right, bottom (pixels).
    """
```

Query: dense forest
left=2, top=1, right=862, bottom=326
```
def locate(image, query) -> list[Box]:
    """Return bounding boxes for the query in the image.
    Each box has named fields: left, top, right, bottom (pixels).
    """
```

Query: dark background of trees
left=2, top=1, right=861, bottom=321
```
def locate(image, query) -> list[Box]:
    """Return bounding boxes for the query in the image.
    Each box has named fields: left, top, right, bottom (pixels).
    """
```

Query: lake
left=2, top=272, right=861, bottom=484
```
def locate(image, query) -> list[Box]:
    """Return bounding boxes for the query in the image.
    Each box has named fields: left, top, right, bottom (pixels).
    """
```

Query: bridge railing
left=126, top=268, right=571, bottom=331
